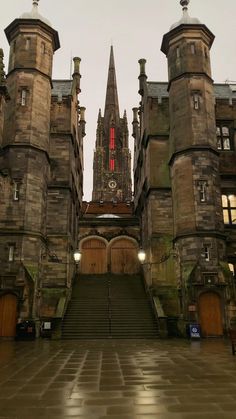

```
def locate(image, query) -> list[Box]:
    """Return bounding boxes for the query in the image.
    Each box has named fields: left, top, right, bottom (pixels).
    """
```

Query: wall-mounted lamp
left=138, top=249, right=146, bottom=264
left=73, top=249, right=82, bottom=264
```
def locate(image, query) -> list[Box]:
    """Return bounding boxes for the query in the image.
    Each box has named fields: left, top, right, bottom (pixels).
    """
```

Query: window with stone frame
left=221, top=194, right=236, bottom=225
left=8, top=245, right=15, bottom=262
left=216, top=123, right=233, bottom=150
left=192, top=91, right=201, bottom=110
left=25, top=38, right=31, bottom=50
left=202, top=245, right=210, bottom=261
left=13, top=181, right=19, bottom=201
left=228, top=263, right=235, bottom=277
left=198, top=180, right=207, bottom=203
left=20, top=89, right=27, bottom=106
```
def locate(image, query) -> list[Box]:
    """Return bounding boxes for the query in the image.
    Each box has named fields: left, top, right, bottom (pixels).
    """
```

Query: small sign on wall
left=189, top=324, right=201, bottom=339
left=188, top=304, right=196, bottom=312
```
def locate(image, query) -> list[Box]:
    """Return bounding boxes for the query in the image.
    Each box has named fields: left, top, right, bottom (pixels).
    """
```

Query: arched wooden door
left=80, top=238, right=107, bottom=274
left=110, top=238, right=139, bottom=274
left=0, top=294, right=17, bottom=337
left=198, top=292, right=223, bottom=337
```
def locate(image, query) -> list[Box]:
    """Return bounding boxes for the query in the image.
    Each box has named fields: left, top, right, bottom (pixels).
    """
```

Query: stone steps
left=61, top=274, right=159, bottom=339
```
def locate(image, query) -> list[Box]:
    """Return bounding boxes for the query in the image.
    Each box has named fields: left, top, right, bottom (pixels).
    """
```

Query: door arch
left=0, top=294, right=17, bottom=337
left=109, top=237, right=139, bottom=274
left=80, top=237, right=107, bottom=274
left=198, top=292, right=223, bottom=337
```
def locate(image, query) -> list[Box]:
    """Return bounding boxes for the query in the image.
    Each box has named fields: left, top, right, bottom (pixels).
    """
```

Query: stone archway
left=0, top=293, right=17, bottom=337
left=198, top=292, right=223, bottom=337
left=109, top=237, right=139, bottom=274
left=80, top=237, right=108, bottom=274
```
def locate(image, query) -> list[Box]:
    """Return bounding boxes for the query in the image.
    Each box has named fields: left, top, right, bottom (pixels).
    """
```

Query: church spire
left=104, top=46, right=120, bottom=122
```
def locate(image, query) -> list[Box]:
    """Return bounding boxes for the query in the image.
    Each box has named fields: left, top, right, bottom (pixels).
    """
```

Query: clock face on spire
left=108, top=179, right=117, bottom=189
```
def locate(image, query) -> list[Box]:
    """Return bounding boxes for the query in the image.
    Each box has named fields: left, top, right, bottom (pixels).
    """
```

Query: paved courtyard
left=0, top=338, right=236, bottom=418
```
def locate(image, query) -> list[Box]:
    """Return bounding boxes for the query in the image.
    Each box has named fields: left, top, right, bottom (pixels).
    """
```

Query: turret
left=3, top=0, right=60, bottom=151
left=161, top=0, right=226, bottom=325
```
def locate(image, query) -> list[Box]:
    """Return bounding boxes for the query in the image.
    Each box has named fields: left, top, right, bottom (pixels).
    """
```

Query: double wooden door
left=199, top=292, right=223, bottom=337
left=80, top=238, right=139, bottom=274
left=0, top=294, right=17, bottom=337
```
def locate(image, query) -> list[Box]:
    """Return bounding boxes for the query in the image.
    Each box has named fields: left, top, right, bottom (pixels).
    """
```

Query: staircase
left=61, top=274, right=159, bottom=339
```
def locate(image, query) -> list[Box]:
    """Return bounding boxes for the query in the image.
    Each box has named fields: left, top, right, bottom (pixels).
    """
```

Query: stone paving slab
left=0, top=339, right=236, bottom=418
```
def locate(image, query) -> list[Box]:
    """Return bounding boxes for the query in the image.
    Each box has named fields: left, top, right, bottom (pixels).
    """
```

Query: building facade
left=0, top=1, right=84, bottom=336
left=1, top=0, right=236, bottom=339
left=133, top=0, right=236, bottom=336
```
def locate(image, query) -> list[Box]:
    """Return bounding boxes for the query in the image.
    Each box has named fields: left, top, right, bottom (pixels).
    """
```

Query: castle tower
left=0, top=49, right=8, bottom=145
left=92, top=46, right=132, bottom=202
left=0, top=0, right=60, bottom=319
left=161, top=0, right=227, bottom=328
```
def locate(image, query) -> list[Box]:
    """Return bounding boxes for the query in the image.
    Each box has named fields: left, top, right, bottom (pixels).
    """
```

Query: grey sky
left=1, top=0, right=236, bottom=200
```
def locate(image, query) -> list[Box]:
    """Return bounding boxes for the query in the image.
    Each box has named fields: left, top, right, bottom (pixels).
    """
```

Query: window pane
left=222, top=126, right=229, bottom=136
left=231, top=209, right=236, bottom=224
left=223, top=137, right=230, bottom=150
left=228, top=263, right=235, bottom=275
left=217, top=138, right=222, bottom=149
left=229, top=195, right=236, bottom=207
left=222, top=195, right=228, bottom=207
left=223, top=209, right=229, bottom=224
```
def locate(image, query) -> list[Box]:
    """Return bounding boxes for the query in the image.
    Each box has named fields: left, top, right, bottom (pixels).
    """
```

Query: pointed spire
left=97, top=108, right=102, bottom=122
left=104, top=46, right=120, bottom=122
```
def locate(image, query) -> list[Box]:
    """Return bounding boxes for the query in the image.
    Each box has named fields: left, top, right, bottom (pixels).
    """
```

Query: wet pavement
left=0, top=338, right=236, bottom=418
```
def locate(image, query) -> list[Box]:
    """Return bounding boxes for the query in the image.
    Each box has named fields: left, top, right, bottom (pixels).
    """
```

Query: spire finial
left=180, top=0, right=189, bottom=10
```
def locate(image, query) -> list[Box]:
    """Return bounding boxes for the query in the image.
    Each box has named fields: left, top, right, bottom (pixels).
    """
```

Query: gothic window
left=202, top=245, right=210, bottom=262
left=110, top=159, right=115, bottom=171
left=198, top=181, right=207, bottom=202
left=222, top=194, right=236, bottom=225
left=190, top=43, right=196, bottom=54
left=25, top=38, right=31, bottom=50
left=109, top=127, right=115, bottom=171
left=228, top=263, right=235, bottom=276
left=8, top=245, right=14, bottom=262
left=216, top=123, right=233, bottom=150
left=41, top=42, right=46, bottom=54
left=13, top=182, right=19, bottom=201
left=20, top=89, right=27, bottom=106
left=109, top=127, right=115, bottom=150
left=193, top=93, right=200, bottom=110
left=176, top=46, right=180, bottom=58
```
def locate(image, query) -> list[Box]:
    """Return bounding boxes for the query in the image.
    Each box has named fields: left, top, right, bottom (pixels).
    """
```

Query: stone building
left=0, top=1, right=84, bottom=336
left=1, top=0, right=236, bottom=339
left=133, top=0, right=236, bottom=336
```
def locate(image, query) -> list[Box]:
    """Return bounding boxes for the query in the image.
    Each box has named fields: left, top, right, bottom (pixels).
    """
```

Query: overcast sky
left=1, top=0, right=236, bottom=200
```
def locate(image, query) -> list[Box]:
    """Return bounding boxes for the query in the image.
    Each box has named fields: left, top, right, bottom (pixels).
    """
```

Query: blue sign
left=189, top=324, right=201, bottom=339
